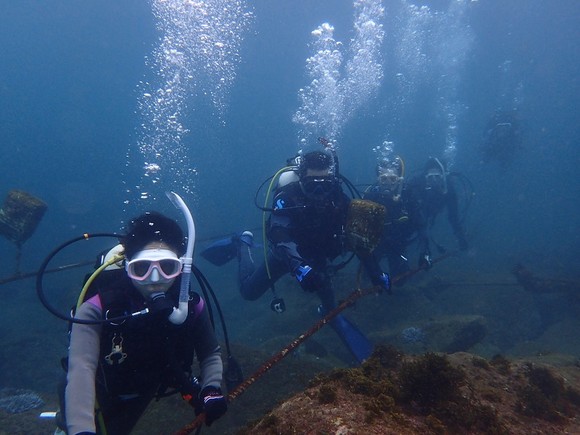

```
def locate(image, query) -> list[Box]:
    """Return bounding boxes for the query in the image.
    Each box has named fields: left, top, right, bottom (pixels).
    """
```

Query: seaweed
left=490, top=354, right=511, bottom=375
left=398, top=352, right=465, bottom=407
left=363, top=393, right=395, bottom=423
left=471, top=356, right=490, bottom=370
left=317, top=384, right=337, bottom=404
left=516, top=364, right=577, bottom=421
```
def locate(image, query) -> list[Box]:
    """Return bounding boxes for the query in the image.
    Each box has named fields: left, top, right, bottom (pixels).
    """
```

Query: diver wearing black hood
left=408, top=157, right=469, bottom=268
left=363, top=156, right=425, bottom=284
left=57, top=211, right=227, bottom=435
left=203, top=149, right=390, bottom=364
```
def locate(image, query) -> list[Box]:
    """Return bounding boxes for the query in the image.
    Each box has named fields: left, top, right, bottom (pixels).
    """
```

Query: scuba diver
left=363, top=156, right=425, bottom=284
left=407, top=157, right=471, bottom=269
left=51, top=207, right=228, bottom=434
left=481, top=109, right=522, bottom=167
left=202, top=147, right=390, bottom=364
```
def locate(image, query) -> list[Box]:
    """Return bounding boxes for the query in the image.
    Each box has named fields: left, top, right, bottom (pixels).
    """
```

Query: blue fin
left=200, top=236, right=238, bottom=266
left=330, top=315, right=373, bottom=363
left=319, top=305, right=372, bottom=363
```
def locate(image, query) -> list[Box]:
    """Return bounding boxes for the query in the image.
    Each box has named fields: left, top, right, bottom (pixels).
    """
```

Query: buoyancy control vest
left=81, top=272, right=199, bottom=399
left=268, top=181, right=349, bottom=261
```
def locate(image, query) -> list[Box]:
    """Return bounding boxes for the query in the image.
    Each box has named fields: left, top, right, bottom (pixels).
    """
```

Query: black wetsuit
left=481, top=111, right=522, bottom=166
left=363, top=184, right=425, bottom=279
left=407, top=175, right=468, bottom=258
left=239, top=180, right=385, bottom=313
left=59, top=276, right=222, bottom=435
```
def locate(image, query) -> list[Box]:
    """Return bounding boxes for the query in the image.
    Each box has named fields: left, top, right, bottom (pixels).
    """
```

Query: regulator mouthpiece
left=148, top=292, right=174, bottom=317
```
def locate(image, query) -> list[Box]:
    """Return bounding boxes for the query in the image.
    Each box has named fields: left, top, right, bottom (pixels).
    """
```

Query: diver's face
left=425, top=169, right=445, bottom=193
left=126, top=242, right=181, bottom=299
left=378, top=168, right=401, bottom=195
left=301, top=168, right=338, bottom=201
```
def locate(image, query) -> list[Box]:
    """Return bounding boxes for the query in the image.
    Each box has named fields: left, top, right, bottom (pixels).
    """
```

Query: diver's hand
left=199, top=386, right=227, bottom=426
left=419, top=253, right=433, bottom=270
left=294, top=264, right=324, bottom=292
left=373, top=272, right=392, bottom=294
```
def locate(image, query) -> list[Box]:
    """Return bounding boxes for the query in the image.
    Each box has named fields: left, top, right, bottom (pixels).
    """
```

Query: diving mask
left=126, top=248, right=182, bottom=282
left=425, top=169, right=445, bottom=191
left=301, top=176, right=338, bottom=197
left=378, top=169, right=401, bottom=191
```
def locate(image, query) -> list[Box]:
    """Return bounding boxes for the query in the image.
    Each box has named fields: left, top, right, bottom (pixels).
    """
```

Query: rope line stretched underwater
left=0, top=260, right=95, bottom=286
left=0, top=228, right=264, bottom=288
left=173, top=252, right=454, bottom=435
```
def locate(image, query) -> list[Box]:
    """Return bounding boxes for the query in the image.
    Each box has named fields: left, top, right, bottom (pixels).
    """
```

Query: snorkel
left=426, top=157, right=448, bottom=195
left=393, top=157, right=405, bottom=201
left=37, top=194, right=196, bottom=325
left=165, top=191, right=195, bottom=325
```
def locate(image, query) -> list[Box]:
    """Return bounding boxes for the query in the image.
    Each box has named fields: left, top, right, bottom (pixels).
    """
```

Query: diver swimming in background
left=363, top=156, right=425, bottom=285
left=406, top=157, right=472, bottom=269
left=202, top=147, right=390, bottom=364
left=480, top=109, right=523, bottom=167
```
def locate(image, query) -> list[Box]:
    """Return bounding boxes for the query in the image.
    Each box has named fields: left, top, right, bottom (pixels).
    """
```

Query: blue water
left=0, top=0, right=578, bottom=418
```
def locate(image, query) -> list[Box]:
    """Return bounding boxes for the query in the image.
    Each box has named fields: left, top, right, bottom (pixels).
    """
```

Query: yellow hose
left=74, top=252, right=124, bottom=435
left=262, top=166, right=295, bottom=280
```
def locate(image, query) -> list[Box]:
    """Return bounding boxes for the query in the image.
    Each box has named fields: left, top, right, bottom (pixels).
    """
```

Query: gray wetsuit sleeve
left=65, top=302, right=102, bottom=435
left=192, top=300, right=223, bottom=391
left=199, top=353, right=223, bottom=390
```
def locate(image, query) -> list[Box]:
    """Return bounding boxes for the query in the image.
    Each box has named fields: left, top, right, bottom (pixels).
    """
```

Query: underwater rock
left=0, top=388, right=44, bottom=414
left=241, top=347, right=580, bottom=434
left=512, top=263, right=577, bottom=295
left=400, top=326, right=426, bottom=344
left=380, top=316, right=487, bottom=354
left=424, top=315, right=487, bottom=353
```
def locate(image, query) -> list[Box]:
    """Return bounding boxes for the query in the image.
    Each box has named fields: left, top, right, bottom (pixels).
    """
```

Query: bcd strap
left=345, top=199, right=386, bottom=254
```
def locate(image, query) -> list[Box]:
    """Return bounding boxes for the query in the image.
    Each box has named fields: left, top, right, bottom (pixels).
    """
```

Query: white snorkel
left=165, top=191, right=195, bottom=325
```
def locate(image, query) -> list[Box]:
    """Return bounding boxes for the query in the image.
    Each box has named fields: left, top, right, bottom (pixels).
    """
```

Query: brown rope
left=227, top=284, right=378, bottom=402
left=0, top=260, right=94, bottom=286
left=174, top=252, right=454, bottom=434
left=174, top=414, right=205, bottom=435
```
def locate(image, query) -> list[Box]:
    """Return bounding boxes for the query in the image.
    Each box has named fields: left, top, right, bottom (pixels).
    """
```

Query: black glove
left=199, top=386, right=227, bottom=426
left=373, top=272, right=391, bottom=294
left=294, top=264, right=324, bottom=292
left=419, top=252, right=433, bottom=270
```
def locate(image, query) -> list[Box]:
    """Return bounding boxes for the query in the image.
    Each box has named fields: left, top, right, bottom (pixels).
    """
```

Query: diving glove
left=199, top=386, right=227, bottom=426
left=419, top=252, right=433, bottom=270
left=377, top=272, right=391, bottom=294
left=294, top=264, right=324, bottom=292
